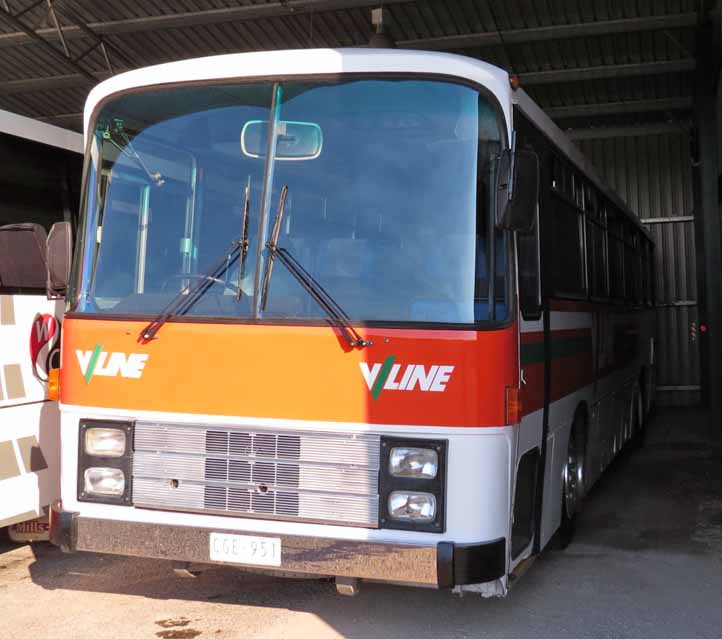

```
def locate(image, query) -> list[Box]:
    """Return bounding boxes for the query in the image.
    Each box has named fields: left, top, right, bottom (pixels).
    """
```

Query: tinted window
left=75, top=79, right=509, bottom=325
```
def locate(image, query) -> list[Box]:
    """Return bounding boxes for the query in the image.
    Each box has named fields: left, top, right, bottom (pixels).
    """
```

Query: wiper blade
left=139, top=239, right=241, bottom=342
left=259, top=186, right=371, bottom=349
left=259, top=185, right=288, bottom=311
left=269, top=246, right=372, bottom=349
left=236, top=179, right=252, bottom=302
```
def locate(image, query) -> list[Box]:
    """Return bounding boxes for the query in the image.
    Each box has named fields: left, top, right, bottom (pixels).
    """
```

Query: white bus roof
left=0, top=108, right=82, bottom=154
left=83, top=48, right=513, bottom=138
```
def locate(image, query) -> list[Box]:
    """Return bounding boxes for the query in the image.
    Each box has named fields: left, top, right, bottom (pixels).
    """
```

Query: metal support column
left=692, top=7, right=722, bottom=429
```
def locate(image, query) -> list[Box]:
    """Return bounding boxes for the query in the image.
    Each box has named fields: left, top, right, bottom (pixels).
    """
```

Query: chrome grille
left=132, top=422, right=380, bottom=527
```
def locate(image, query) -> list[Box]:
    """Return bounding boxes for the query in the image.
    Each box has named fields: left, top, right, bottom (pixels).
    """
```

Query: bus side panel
left=0, top=294, right=63, bottom=527
left=538, top=309, right=594, bottom=549
left=514, top=316, right=545, bottom=566
left=0, top=402, right=60, bottom=527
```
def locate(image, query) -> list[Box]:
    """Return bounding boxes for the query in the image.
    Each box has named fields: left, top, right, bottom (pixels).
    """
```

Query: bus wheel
left=630, top=383, right=645, bottom=450
left=556, top=415, right=585, bottom=549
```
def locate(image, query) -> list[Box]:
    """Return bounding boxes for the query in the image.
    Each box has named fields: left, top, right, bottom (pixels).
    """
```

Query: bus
left=49, top=49, right=654, bottom=596
left=0, top=109, right=82, bottom=541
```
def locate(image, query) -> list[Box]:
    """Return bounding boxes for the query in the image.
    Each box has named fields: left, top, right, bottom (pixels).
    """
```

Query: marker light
left=84, top=427, right=127, bottom=457
left=389, top=447, right=438, bottom=479
left=388, top=491, right=436, bottom=522
left=505, top=386, right=522, bottom=425
left=83, top=467, right=125, bottom=497
left=47, top=367, right=60, bottom=401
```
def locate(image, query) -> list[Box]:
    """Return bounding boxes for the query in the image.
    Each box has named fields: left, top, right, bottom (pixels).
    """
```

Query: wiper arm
left=103, top=118, right=165, bottom=187
left=139, top=239, right=242, bottom=342
left=259, top=186, right=371, bottom=349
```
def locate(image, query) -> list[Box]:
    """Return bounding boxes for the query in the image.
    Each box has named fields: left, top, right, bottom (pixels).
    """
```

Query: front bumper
left=50, top=505, right=506, bottom=588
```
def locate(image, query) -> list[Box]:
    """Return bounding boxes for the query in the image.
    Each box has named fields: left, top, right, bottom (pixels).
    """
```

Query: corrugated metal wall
left=577, top=132, right=699, bottom=406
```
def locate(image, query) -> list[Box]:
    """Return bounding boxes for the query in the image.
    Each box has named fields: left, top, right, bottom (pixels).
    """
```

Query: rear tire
left=629, top=383, right=645, bottom=450
left=554, top=413, right=586, bottom=549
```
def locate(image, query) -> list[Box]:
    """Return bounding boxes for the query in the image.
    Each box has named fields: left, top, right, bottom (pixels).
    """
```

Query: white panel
left=61, top=409, right=515, bottom=546
left=0, top=108, right=82, bottom=153
left=85, top=49, right=514, bottom=143
left=0, top=401, right=60, bottom=524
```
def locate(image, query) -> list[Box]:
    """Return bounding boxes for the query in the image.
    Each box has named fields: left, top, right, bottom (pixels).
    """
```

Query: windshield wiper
left=259, top=185, right=288, bottom=311
left=102, top=118, right=165, bottom=187
left=138, top=239, right=242, bottom=342
left=259, top=186, right=372, bottom=349
left=236, top=179, right=252, bottom=302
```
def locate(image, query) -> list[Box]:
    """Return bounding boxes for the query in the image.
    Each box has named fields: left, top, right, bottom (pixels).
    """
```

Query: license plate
left=209, top=533, right=281, bottom=567
left=8, top=518, right=50, bottom=542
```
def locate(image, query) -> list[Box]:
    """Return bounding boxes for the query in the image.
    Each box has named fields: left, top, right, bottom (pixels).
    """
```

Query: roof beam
left=0, top=8, right=698, bottom=50
left=4, top=57, right=696, bottom=95
left=0, top=6, right=96, bottom=82
left=37, top=112, right=83, bottom=128
left=400, top=12, right=698, bottom=50
left=0, top=71, right=119, bottom=95
left=518, top=59, right=696, bottom=86
left=566, top=121, right=692, bottom=140
left=545, top=97, right=694, bottom=119
left=0, top=0, right=413, bottom=48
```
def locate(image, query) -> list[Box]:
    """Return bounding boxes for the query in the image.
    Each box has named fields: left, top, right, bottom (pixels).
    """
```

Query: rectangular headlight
left=84, top=427, right=126, bottom=457
left=388, top=491, right=436, bottom=522
left=389, top=447, right=438, bottom=479
left=83, top=467, right=125, bottom=497
left=380, top=437, right=446, bottom=532
left=78, top=420, right=134, bottom=505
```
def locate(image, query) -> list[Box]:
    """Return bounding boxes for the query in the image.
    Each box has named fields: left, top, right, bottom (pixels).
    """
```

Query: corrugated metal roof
left=0, top=0, right=700, bottom=130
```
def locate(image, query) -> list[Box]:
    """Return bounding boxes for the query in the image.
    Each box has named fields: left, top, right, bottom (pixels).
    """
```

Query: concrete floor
left=1, top=409, right=721, bottom=639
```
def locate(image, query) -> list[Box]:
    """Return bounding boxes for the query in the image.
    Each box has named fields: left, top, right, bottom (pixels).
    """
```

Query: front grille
left=132, top=422, right=380, bottom=527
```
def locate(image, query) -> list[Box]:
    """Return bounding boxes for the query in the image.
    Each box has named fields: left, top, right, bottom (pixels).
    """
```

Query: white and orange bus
left=49, top=49, right=654, bottom=596
left=0, top=109, right=81, bottom=540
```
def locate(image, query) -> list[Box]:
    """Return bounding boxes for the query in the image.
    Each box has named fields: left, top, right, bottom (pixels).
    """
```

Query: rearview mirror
left=46, top=221, right=73, bottom=299
left=241, top=120, right=323, bottom=161
left=495, top=148, right=539, bottom=233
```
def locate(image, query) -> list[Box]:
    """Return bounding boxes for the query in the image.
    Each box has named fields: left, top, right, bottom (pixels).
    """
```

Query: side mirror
left=46, top=221, right=73, bottom=299
left=495, top=148, right=539, bottom=233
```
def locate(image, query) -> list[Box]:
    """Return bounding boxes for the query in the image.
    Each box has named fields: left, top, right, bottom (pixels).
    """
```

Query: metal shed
left=0, top=0, right=719, bottom=414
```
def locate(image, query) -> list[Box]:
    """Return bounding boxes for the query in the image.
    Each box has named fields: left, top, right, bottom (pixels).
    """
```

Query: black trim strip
left=63, top=311, right=513, bottom=333
left=453, top=538, right=507, bottom=585
left=532, top=304, right=552, bottom=554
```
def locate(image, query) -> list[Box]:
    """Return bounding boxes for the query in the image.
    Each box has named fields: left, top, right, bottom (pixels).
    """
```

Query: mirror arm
left=507, top=130, right=518, bottom=207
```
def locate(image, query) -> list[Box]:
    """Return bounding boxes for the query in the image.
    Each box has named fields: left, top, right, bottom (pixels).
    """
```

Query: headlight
left=389, top=447, right=438, bottom=479
left=388, top=491, right=436, bottom=522
left=84, top=427, right=126, bottom=457
left=83, top=467, right=125, bottom=496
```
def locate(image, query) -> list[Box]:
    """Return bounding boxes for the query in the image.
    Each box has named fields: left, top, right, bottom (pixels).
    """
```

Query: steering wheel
left=162, top=273, right=240, bottom=295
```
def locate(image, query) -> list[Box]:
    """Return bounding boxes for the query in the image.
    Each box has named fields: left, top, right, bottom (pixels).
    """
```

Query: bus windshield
left=73, top=78, right=508, bottom=325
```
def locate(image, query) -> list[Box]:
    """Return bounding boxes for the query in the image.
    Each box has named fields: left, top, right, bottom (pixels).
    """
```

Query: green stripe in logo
left=85, top=343, right=103, bottom=384
left=371, top=355, right=396, bottom=401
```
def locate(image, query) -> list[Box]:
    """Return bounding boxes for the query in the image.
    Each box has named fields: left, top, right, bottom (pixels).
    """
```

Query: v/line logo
left=76, top=345, right=149, bottom=383
left=360, top=356, right=454, bottom=401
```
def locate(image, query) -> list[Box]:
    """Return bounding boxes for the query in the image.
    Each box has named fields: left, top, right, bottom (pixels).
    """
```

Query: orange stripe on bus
left=61, top=318, right=518, bottom=428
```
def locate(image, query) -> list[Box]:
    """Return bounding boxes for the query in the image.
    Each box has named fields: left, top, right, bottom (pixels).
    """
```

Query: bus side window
left=518, top=205, right=541, bottom=319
